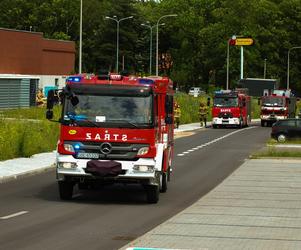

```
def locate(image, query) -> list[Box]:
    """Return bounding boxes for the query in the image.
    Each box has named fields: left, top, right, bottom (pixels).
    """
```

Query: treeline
left=0, top=0, right=300, bottom=93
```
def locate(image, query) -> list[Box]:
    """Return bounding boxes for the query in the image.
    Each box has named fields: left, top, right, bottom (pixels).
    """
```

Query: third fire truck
left=212, top=89, right=251, bottom=128
left=260, top=89, right=296, bottom=126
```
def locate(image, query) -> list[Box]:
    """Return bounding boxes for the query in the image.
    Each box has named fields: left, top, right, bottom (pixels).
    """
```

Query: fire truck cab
left=46, top=73, right=175, bottom=203
left=212, top=89, right=251, bottom=128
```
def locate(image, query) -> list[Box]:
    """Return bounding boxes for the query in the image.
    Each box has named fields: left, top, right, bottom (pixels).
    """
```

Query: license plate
left=222, top=120, right=229, bottom=123
left=77, top=152, right=99, bottom=159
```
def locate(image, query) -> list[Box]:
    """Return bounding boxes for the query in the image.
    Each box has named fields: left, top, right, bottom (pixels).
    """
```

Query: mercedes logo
left=100, top=142, right=112, bottom=155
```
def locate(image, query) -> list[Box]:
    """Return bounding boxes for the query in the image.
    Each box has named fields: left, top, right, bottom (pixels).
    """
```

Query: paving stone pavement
left=121, top=159, right=301, bottom=250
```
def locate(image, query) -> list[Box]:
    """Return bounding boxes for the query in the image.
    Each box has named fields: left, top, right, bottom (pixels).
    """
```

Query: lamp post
left=287, top=46, right=301, bottom=89
left=105, top=15, right=134, bottom=73
left=263, top=58, right=267, bottom=79
left=226, top=35, right=236, bottom=90
left=155, top=14, right=177, bottom=76
left=141, top=22, right=165, bottom=75
left=79, top=0, right=83, bottom=74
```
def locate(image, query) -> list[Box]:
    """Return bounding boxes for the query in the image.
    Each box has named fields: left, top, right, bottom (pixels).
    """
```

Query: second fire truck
left=211, top=89, right=251, bottom=128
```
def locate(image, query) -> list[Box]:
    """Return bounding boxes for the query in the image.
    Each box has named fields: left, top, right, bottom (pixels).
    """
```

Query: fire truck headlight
left=133, top=165, right=154, bottom=173
left=64, top=143, right=75, bottom=153
left=58, top=162, right=77, bottom=169
left=137, top=147, right=149, bottom=156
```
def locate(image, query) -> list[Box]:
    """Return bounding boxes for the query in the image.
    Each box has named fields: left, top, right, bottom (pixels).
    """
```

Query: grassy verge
left=0, top=106, right=61, bottom=161
left=251, top=139, right=301, bottom=159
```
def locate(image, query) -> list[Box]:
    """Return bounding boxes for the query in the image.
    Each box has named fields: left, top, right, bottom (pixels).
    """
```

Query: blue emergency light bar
left=139, top=78, right=154, bottom=85
left=67, top=76, right=82, bottom=83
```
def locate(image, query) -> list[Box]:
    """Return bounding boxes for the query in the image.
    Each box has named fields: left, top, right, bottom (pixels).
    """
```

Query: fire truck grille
left=262, top=110, right=285, bottom=115
left=71, top=141, right=149, bottom=160
left=218, top=112, right=233, bottom=119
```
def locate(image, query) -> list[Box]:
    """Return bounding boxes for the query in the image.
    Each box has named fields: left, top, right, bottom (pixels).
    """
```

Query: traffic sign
left=232, top=38, right=254, bottom=46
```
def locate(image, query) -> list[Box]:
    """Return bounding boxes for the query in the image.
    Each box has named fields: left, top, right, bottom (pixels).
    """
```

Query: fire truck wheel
left=145, top=185, right=159, bottom=204
left=212, top=124, right=217, bottom=129
left=261, top=120, right=265, bottom=127
left=238, top=118, right=243, bottom=129
left=160, top=171, right=168, bottom=193
left=277, top=134, right=287, bottom=143
left=58, top=181, right=74, bottom=200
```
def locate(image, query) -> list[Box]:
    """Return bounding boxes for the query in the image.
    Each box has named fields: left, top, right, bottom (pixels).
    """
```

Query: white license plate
left=77, top=152, right=99, bottom=159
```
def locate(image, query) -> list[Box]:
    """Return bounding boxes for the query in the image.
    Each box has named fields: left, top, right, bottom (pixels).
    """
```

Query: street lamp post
left=226, top=39, right=230, bottom=90
left=287, top=46, right=301, bottom=89
left=105, top=15, right=133, bottom=73
left=79, top=0, right=83, bottom=74
left=226, top=35, right=236, bottom=90
left=263, top=58, right=267, bottom=79
left=141, top=23, right=165, bottom=75
left=155, top=14, right=177, bottom=76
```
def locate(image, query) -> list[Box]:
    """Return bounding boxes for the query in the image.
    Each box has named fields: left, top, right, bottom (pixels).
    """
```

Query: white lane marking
left=0, top=211, right=28, bottom=220
left=177, top=126, right=255, bottom=157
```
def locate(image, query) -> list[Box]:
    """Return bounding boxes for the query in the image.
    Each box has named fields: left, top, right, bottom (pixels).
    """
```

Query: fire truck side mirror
left=46, top=90, right=55, bottom=109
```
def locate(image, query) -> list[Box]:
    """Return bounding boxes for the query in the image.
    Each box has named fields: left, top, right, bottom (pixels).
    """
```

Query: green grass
left=251, top=149, right=301, bottom=158
left=0, top=106, right=61, bottom=161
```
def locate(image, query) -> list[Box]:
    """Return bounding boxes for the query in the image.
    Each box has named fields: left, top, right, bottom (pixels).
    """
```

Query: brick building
left=0, top=28, right=76, bottom=108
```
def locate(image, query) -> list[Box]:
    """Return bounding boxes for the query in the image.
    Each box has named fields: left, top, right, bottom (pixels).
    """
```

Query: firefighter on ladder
left=174, top=101, right=181, bottom=129
left=199, top=102, right=208, bottom=127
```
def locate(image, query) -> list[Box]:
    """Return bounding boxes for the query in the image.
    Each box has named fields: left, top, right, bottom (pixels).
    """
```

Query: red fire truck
left=46, top=73, right=175, bottom=203
left=260, top=89, right=296, bottom=126
left=211, top=89, right=251, bottom=128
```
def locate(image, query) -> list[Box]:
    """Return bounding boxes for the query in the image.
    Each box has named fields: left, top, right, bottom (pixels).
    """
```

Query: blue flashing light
left=73, top=144, right=81, bottom=150
left=67, top=76, right=82, bottom=83
left=139, top=78, right=154, bottom=85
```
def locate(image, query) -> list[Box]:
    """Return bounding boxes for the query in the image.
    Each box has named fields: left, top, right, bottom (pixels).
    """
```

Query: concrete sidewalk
left=121, top=158, right=301, bottom=250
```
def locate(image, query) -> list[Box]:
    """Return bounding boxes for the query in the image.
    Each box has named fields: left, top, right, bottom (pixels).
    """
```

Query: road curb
left=0, top=164, right=55, bottom=184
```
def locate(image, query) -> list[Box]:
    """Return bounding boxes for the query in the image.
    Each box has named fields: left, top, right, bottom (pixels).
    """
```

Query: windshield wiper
left=107, top=119, right=139, bottom=128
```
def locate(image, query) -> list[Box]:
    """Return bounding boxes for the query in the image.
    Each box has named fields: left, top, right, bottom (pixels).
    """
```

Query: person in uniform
left=199, top=102, right=208, bottom=127
left=174, top=102, right=181, bottom=129
left=36, top=89, right=45, bottom=107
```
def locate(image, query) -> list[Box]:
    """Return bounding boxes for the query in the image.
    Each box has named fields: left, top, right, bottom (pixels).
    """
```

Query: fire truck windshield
left=262, top=97, right=285, bottom=107
left=213, top=97, right=238, bottom=107
left=63, top=94, right=153, bottom=128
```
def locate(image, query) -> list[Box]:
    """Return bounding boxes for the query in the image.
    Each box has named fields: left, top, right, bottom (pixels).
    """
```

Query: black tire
left=58, top=181, right=74, bottom=200
left=277, top=133, right=287, bottom=143
left=212, top=124, right=217, bottom=129
left=261, top=120, right=265, bottom=127
left=160, top=171, right=168, bottom=193
left=146, top=185, right=159, bottom=204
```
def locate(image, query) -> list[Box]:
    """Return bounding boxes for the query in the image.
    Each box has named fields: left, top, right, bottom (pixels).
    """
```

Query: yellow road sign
left=235, top=38, right=254, bottom=46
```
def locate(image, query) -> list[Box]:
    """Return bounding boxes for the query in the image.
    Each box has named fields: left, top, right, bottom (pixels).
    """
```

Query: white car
left=188, top=87, right=205, bottom=96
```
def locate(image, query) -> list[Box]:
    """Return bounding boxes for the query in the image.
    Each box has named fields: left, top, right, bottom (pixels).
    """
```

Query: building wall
left=0, top=28, right=75, bottom=75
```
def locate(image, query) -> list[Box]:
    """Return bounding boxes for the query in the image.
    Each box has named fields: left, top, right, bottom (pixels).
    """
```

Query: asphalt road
left=0, top=124, right=270, bottom=250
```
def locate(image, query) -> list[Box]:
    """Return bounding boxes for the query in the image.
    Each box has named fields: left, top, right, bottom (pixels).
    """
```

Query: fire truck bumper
left=261, top=115, right=286, bottom=120
left=212, top=117, right=240, bottom=125
left=56, top=154, right=158, bottom=184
